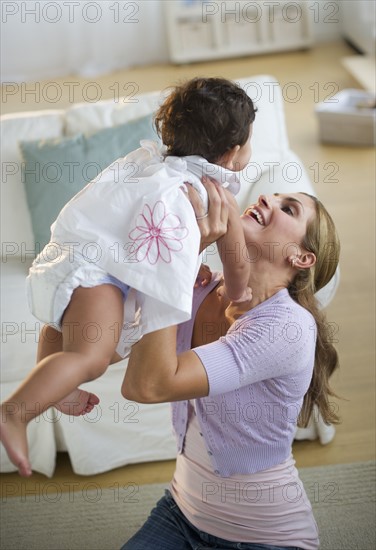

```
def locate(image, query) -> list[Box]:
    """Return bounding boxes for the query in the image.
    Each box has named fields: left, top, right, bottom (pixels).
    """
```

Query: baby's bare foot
left=0, top=404, right=32, bottom=477
left=55, top=388, right=100, bottom=416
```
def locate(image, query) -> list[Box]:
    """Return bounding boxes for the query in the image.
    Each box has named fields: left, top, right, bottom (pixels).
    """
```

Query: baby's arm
left=217, top=191, right=252, bottom=302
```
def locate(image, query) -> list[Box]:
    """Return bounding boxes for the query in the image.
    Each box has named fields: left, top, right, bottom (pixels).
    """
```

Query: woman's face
left=240, top=193, right=316, bottom=263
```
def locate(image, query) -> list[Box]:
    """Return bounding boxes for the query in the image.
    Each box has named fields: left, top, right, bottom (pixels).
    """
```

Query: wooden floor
left=1, top=41, right=375, bottom=494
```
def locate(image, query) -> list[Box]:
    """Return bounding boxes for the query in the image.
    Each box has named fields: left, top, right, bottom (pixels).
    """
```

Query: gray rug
left=1, top=461, right=375, bottom=550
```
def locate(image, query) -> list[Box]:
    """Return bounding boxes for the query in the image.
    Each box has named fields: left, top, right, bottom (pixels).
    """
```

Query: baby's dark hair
left=154, top=77, right=257, bottom=164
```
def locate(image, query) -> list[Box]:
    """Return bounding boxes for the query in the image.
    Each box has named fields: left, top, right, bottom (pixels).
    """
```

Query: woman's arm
left=122, top=300, right=315, bottom=404
left=121, top=327, right=209, bottom=403
left=184, top=176, right=229, bottom=253
left=217, top=192, right=251, bottom=302
left=122, top=177, right=228, bottom=404
left=187, top=178, right=251, bottom=300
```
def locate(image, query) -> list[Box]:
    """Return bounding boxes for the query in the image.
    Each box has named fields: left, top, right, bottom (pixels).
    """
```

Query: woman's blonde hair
left=288, top=194, right=341, bottom=427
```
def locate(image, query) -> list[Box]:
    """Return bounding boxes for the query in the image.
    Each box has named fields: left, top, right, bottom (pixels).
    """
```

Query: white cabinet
left=164, top=1, right=313, bottom=64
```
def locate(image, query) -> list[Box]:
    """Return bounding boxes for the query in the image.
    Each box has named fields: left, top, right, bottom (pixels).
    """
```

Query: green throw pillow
left=20, top=113, right=160, bottom=252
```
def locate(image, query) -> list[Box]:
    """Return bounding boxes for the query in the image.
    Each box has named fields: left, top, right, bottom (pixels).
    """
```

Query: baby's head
left=154, top=77, right=256, bottom=169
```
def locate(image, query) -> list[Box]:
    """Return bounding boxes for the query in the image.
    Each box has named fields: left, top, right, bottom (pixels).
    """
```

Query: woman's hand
left=185, top=176, right=229, bottom=252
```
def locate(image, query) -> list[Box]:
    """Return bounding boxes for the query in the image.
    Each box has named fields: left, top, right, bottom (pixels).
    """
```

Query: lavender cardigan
left=173, top=273, right=316, bottom=477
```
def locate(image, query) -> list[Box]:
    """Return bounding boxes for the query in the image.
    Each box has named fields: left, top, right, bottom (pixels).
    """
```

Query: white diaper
left=27, top=245, right=125, bottom=330
left=27, top=245, right=139, bottom=357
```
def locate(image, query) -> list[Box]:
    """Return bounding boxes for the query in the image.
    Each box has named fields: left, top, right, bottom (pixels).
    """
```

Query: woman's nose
left=258, top=195, right=271, bottom=208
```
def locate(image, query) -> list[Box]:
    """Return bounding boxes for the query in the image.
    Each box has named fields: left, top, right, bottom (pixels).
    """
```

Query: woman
left=120, top=186, right=340, bottom=550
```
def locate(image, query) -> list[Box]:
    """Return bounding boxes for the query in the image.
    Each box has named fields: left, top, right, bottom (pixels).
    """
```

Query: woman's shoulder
left=240, top=288, right=316, bottom=332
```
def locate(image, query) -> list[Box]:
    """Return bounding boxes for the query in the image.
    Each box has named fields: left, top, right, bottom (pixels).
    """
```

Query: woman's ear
left=217, top=145, right=240, bottom=169
left=290, top=252, right=316, bottom=270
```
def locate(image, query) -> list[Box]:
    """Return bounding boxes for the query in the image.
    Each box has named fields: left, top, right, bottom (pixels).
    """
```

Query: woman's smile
left=244, top=206, right=266, bottom=226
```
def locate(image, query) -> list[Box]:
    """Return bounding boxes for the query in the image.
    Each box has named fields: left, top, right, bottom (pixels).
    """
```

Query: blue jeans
left=121, top=490, right=302, bottom=550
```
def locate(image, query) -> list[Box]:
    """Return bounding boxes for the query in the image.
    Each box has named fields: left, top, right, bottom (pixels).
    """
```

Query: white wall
left=0, top=1, right=349, bottom=84
left=341, top=0, right=376, bottom=54
left=308, top=0, right=342, bottom=43
left=0, top=1, right=169, bottom=83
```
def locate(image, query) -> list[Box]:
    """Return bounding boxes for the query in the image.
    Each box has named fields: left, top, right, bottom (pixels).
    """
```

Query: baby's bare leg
left=37, top=324, right=63, bottom=361
left=0, top=284, right=123, bottom=476
left=37, top=322, right=100, bottom=415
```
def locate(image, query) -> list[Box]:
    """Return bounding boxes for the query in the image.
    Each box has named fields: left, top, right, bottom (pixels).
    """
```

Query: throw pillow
left=20, top=113, right=159, bottom=252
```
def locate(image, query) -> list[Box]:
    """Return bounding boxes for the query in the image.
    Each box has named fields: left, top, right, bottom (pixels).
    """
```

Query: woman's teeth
left=250, top=208, right=264, bottom=225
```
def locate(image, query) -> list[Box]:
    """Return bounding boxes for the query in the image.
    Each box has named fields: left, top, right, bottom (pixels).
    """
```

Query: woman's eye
left=281, top=206, right=293, bottom=215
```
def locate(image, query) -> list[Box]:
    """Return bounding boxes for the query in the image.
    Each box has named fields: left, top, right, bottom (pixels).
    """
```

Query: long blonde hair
left=288, top=194, right=341, bottom=427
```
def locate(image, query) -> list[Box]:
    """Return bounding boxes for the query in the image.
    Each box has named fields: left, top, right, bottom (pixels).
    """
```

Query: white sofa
left=0, top=75, right=339, bottom=477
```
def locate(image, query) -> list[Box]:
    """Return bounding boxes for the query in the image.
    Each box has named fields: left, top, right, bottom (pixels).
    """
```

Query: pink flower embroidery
left=129, top=201, right=188, bottom=264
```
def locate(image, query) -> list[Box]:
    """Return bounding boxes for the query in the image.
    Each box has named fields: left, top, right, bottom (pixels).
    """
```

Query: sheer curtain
left=1, top=1, right=169, bottom=83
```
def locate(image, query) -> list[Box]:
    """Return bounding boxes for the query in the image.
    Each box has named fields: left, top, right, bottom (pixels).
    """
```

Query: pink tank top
left=170, top=402, right=319, bottom=549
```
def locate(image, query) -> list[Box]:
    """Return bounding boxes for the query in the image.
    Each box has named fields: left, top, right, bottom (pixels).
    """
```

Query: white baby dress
left=27, top=140, right=240, bottom=357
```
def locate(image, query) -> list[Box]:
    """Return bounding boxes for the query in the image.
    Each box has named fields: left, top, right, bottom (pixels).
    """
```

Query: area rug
left=1, top=461, right=375, bottom=549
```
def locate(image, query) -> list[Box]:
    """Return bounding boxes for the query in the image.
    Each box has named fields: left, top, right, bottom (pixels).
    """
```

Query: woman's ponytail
left=288, top=195, right=341, bottom=427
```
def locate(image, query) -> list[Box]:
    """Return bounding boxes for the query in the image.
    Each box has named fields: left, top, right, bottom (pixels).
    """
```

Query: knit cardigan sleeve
left=193, top=289, right=316, bottom=397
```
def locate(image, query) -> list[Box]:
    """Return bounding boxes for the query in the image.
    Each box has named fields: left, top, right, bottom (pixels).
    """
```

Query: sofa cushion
left=65, top=90, right=166, bottom=135
left=0, top=110, right=65, bottom=257
left=65, top=77, right=290, bottom=166
left=1, top=258, right=40, bottom=383
left=20, top=113, right=160, bottom=252
left=236, top=75, right=290, bottom=166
